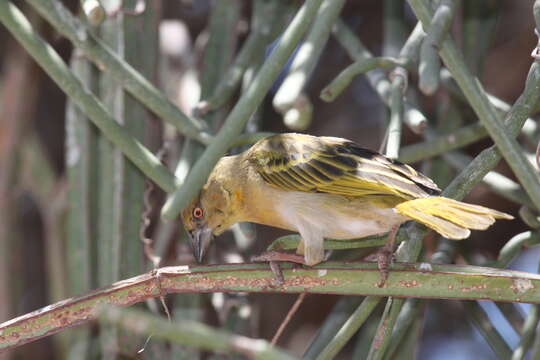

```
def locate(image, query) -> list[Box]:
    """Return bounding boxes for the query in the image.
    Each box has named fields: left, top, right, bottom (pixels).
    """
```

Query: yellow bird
left=182, top=133, right=513, bottom=276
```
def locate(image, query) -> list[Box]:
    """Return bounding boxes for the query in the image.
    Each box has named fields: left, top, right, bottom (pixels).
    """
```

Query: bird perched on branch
left=182, top=133, right=513, bottom=284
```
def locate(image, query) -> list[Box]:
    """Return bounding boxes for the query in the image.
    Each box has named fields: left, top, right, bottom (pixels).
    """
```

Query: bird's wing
left=246, top=134, right=440, bottom=199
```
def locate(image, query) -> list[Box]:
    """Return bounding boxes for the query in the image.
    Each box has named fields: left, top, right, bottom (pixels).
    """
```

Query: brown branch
left=1, top=262, right=540, bottom=352
left=271, top=293, right=307, bottom=345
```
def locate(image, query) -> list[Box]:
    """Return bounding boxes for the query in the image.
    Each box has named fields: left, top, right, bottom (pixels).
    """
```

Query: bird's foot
left=376, top=245, right=394, bottom=287
left=252, top=251, right=307, bottom=284
left=376, top=225, right=400, bottom=287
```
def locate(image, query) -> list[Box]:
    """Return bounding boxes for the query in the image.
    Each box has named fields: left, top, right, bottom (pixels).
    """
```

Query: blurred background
left=0, top=0, right=539, bottom=359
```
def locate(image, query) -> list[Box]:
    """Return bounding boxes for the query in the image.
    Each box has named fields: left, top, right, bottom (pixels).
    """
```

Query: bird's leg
left=376, top=224, right=400, bottom=287
left=251, top=251, right=307, bottom=284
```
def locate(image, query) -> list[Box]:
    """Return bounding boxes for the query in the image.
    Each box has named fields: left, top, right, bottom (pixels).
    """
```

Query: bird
left=182, top=133, right=513, bottom=283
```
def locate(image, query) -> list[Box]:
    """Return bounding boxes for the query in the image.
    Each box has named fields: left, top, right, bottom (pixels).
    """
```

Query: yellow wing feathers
left=246, top=133, right=513, bottom=240
left=395, top=197, right=514, bottom=239
left=247, top=133, right=440, bottom=200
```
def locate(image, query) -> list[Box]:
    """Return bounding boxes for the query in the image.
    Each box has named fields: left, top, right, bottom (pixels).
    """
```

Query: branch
left=320, top=57, right=409, bottom=102
left=80, top=0, right=105, bottom=26
left=0, top=0, right=178, bottom=193
left=399, top=122, right=486, bottom=163
left=418, top=0, right=455, bottom=95
left=26, top=0, right=209, bottom=144
left=100, top=307, right=297, bottom=360
left=161, top=0, right=325, bottom=220
left=273, top=0, right=346, bottom=112
left=409, top=0, right=540, bottom=211
left=1, top=262, right=540, bottom=352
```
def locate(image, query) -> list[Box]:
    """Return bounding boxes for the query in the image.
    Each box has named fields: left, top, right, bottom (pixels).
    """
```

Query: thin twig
left=271, top=293, right=307, bottom=346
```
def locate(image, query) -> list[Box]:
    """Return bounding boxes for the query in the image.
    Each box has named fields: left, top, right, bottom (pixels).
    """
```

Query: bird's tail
left=395, top=197, right=513, bottom=239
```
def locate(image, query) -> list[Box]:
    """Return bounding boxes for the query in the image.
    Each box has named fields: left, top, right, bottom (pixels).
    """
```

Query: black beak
left=188, top=224, right=214, bottom=262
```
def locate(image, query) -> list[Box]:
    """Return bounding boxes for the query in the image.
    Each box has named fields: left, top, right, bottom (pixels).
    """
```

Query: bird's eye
left=192, top=207, right=204, bottom=219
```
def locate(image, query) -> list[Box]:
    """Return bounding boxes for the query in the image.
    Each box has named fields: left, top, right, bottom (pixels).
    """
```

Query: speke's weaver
left=182, top=133, right=513, bottom=285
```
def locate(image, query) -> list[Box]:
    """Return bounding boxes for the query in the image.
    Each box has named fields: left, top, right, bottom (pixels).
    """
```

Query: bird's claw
left=252, top=251, right=307, bottom=284
left=376, top=243, right=395, bottom=288
left=269, top=261, right=284, bottom=284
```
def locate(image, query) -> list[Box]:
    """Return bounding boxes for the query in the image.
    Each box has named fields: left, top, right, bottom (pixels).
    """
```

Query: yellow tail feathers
left=395, top=197, right=514, bottom=239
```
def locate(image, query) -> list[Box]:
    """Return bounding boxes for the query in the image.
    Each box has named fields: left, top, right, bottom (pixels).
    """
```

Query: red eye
left=193, top=207, right=204, bottom=219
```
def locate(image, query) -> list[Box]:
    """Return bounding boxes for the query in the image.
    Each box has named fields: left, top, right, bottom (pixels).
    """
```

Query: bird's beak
left=188, top=224, right=214, bottom=263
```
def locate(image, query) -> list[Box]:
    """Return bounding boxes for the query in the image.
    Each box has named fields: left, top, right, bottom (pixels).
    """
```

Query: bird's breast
left=245, top=186, right=408, bottom=239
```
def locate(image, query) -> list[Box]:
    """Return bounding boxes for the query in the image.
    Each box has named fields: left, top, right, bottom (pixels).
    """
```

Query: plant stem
left=100, top=307, right=298, bottom=360
left=462, top=301, right=512, bottom=358
left=302, top=296, right=364, bottom=358
left=399, top=122, right=486, bottom=163
left=0, top=0, right=178, bottom=193
left=315, top=297, right=382, bottom=360
left=26, top=0, right=209, bottom=143
left=418, top=0, right=455, bottom=95
left=386, top=72, right=405, bottom=159
left=80, top=0, right=105, bottom=26
left=321, top=57, right=408, bottom=102
left=2, top=262, right=540, bottom=352
left=409, top=0, right=540, bottom=211
left=273, top=0, right=346, bottom=112
left=161, top=0, right=325, bottom=220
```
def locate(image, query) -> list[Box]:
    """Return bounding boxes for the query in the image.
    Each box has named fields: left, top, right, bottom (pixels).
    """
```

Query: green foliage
left=1, top=0, right=540, bottom=359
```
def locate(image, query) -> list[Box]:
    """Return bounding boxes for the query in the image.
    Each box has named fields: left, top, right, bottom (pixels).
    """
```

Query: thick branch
left=1, top=262, right=540, bottom=352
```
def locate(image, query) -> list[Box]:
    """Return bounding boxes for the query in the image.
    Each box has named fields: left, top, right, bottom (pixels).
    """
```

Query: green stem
left=161, top=0, right=325, bottom=220
left=80, top=0, right=105, bottom=26
left=315, top=297, right=382, bottom=360
left=440, top=69, right=538, bottom=135
left=273, top=0, right=346, bottom=112
left=462, top=301, right=513, bottom=359
left=418, top=0, right=455, bottom=94
left=267, top=234, right=389, bottom=251
left=320, top=57, right=408, bottom=102
left=0, top=1, right=178, bottom=193
left=511, top=304, right=540, bottom=360
left=3, top=262, right=540, bottom=352
left=489, top=231, right=540, bottom=268
left=409, top=0, right=540, bottom=211
left=443, top=62, right=540, bottom=202
left=383, top=299, right=422, bottom=359
left=302, top=297, right=364, bottom=358
left=519, top=206, right=540, bottom=229
left=100, top=307, right=298, bottom=360
left=331, top=20, right=427, bottom=134
left=366, top=298, right=405, bottom=360
left=399, top=122, right=486, bottom=163
left=64, top=48, right=97, bottom=359
left=443, top=150, right=534, bottom=208
left=386, top=72, right=405, bottom=159
left=26, top=0, right=209, bottom=144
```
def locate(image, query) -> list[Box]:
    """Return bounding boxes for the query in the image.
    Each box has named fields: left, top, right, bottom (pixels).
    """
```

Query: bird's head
left=181, top=159, right=243, bottom=262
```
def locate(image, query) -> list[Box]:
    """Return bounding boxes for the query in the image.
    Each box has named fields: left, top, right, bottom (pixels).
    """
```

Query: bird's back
left=245, top=133, right=440, bottom=201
